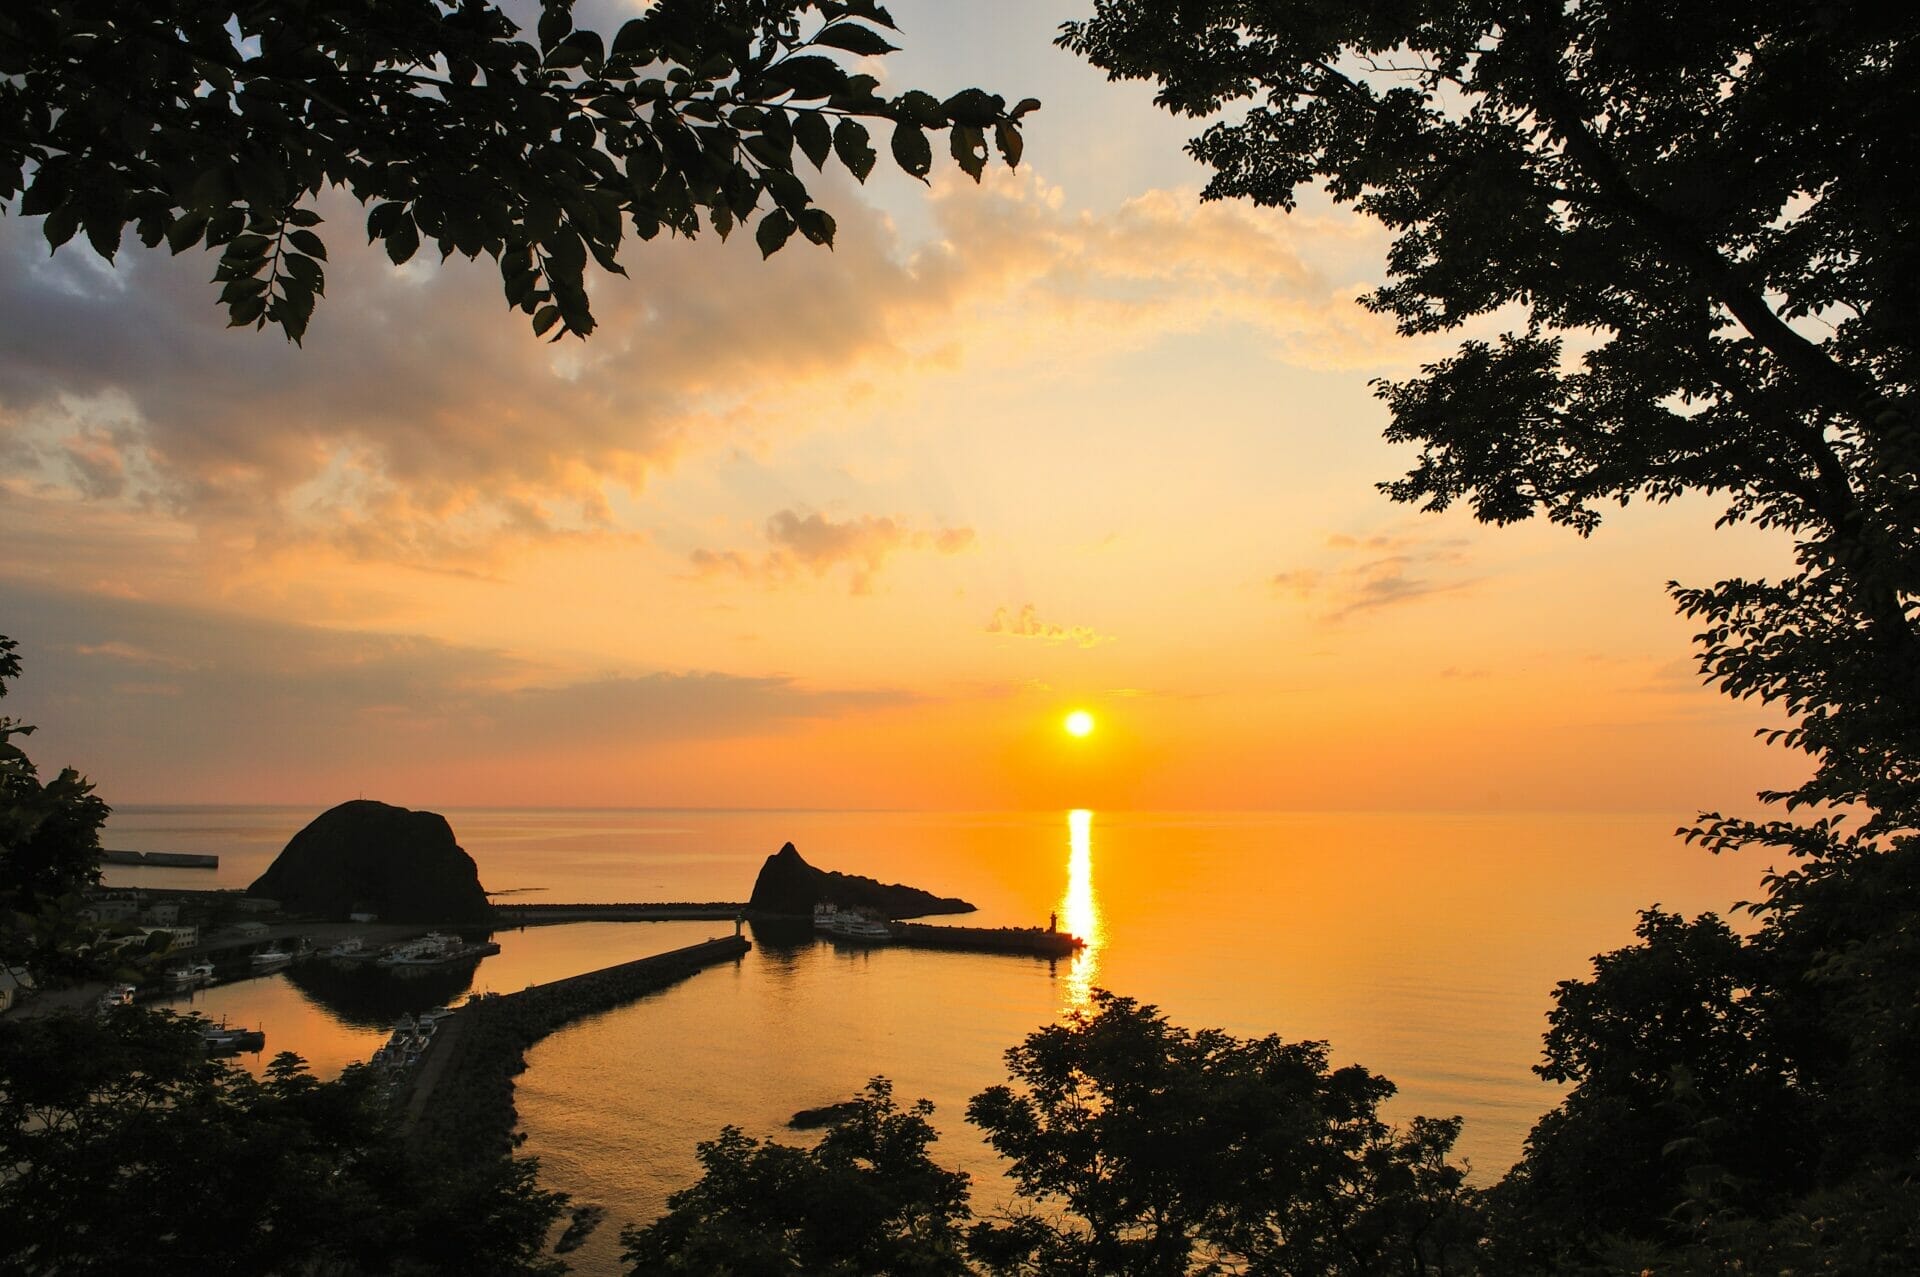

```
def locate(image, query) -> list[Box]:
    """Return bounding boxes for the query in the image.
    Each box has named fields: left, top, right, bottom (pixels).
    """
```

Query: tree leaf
left=890, top=121, right=931, bottom=180
left=833, top=118, right=876, bottom=182
left=794, top=111, right=833, bottom=170
left=385, top=214, right=420, bottom=265
left=950, top=124, right=986, bottom=181
left=811, top=23, right=899, bottom=56
left=994, top=120, right=1024, bottom=170
left=797, top=208, right=835, bottom=247
left=756, top=208, right=795, bottom=258
left=287, top=229, right=327, bottom=260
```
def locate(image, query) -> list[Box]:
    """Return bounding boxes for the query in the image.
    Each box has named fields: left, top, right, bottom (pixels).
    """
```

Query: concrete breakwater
left=891, top=922, right=1084, bottom=958
left=494, top=902, right=746, bottom=925
left=100, top=849, right=219, bottom=868
left=404, top=935, right=750, bottom=1164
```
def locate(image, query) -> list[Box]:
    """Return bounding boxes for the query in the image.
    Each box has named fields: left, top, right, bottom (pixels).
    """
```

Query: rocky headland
left=745, top=841, right=974, bottom=919
left=247, top=800, right=491, bottom=923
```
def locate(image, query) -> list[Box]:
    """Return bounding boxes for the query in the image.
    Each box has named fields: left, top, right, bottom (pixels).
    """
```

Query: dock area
left=402, top=935, right=751, bottom=1163
left=100, top=849, right=219, bottom=869
left=890, top=922, right=1084, bottom=958
left=493, top=902, right=745, bottom=926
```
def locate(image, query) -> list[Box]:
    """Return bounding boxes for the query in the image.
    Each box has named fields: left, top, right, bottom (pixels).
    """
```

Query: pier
left=493, top=901, right=745, bottom=926
left=402, top=934, right=751, bottom=1163
left=100, top=849, right=219, bottom=869
left=890, top=922, right=1084, bottom=958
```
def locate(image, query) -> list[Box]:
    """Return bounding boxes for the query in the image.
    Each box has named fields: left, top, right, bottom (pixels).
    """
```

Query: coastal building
left=142, top=901, right=181, bottom=926
left=229, top=921, right=270, bottom=939
left=235, top=896, right=280, bottom=914
left=78, top=897, right=139, bottom=924
left=0, top=965, right=32, bottom=1014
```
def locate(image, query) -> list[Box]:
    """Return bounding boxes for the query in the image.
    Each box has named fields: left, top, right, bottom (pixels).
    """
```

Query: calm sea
left=105, top=806, right=1769, bottom=1275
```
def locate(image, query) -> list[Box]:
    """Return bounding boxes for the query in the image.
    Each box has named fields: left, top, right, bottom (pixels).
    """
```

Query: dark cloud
left=0, top=584, right=910, bottom=797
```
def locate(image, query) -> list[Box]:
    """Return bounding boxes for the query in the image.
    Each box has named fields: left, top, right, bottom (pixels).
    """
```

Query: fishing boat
left=201, top=1020, right=266, bottom=1055
left=249, top=946, right=292, bottom=969
left=827, top=909, right=893, bottom=943
left=376, top=933, right=500, bottom=967
left=165, top=960, right=215, bottom=988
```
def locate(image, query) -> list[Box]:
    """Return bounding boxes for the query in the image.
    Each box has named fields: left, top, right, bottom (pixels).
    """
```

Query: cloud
left=984, top=603, right=1112, bottom=648
left=0, top=164, right=1408, bottom=584
left=0, top=583, right=912, bottom=796
left=689, top=508, right=974, bottom=593
left=1271, top=528, right=1474, bottom=619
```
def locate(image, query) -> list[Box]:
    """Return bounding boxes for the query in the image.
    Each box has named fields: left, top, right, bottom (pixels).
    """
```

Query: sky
left=0, top=1, right=1805, bottom=813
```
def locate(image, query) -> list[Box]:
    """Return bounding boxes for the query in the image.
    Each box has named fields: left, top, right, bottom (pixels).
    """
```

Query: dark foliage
left=621, top=1077, right=973, bottom=1276
left=0, top=1007, right=567, bottom=1275
left=967, top=991, right=1480, bottom=1276
left=1060, top=0, right=1920, bottom=851
left=2, top=0, right=1038, bottom=342
left=0, top=635, right=110, bottom=980
left=1059, top=3, right=1920, bottom=1270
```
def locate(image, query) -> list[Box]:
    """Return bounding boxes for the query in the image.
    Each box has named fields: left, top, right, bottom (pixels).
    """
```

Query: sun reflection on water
left=1060, top=808, right=1103, bottom=1009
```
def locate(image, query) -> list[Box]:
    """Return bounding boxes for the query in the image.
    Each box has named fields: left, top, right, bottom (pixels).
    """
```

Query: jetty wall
left=404, top=935, right=749, bottom=1163
left=892, top=923, right=1083, bottom=958
left=493, top=902, right=745, bottom=925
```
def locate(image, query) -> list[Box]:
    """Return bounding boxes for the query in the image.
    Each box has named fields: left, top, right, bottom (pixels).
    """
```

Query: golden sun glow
left=1060, top=808, right=1102, bottom=1008
left=1064, top=710, right=1095, bottom=738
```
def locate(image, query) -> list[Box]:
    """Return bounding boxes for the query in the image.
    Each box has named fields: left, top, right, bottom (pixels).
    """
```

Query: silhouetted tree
left=4, top=0, right=1038, bottom=341
left=0, top=1005, right=573, bottom=1275
left=1060, top=0, right=1919, bottom=849
left=0, top=635, right=110, bottom=981
left=967, top=991, right=1480, bottom=1276
left=1062, top=7, right=1919, bottom=1266
left=620, top=1078, right=973, bottom=1276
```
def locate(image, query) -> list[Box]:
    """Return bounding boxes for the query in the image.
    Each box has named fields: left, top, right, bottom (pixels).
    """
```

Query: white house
left=0, top=965, right=34, bottom=1014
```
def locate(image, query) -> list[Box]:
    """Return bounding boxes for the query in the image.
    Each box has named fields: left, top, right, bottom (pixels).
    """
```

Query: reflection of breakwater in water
left=404, top=936, right=751, bottom=1165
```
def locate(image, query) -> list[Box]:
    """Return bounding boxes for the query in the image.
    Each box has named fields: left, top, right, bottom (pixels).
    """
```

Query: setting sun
left=1064, top=710, right=1095, bottom=738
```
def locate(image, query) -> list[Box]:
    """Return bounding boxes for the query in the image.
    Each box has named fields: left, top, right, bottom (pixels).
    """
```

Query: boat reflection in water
left=284, top=957, right=479, bottom=1030
left=1059, top=808, right=1104, bottom=1009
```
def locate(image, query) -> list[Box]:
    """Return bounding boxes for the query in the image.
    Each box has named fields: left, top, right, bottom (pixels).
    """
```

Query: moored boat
left=165, top=960, right=216, bottom=988
left=827, top=909, right=892, bottom=943
left=201, top=1020, right=266, bottom=1055
left=376, top=932, right=499, bottom=967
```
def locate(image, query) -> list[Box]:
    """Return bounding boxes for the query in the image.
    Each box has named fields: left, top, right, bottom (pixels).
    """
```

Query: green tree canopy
left=3, top=0, right=1037, bottom=342
left=1061, top=0, right=1920, bottom=850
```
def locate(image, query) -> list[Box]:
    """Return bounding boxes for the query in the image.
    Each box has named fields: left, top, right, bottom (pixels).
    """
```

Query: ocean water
left=105, top=806, right=1770, bottom=1275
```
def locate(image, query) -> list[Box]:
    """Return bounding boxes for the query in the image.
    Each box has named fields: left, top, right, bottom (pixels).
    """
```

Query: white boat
left=202, top=1020, right=265, bottom=1055
left=165, top=960, right=215, bottom=987
left=97, top=982, right=137, bottom=1012
left=812, top=903, right=840, bottom=930
left=828, top=909, right=892, bottom=942
left=249, top=947, right=292, bottom=968
left=376, top=933, right=498, bottom=967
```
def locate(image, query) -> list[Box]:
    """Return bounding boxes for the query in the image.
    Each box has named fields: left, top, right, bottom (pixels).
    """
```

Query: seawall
left=493, top=902, right=745, bottom=925
left=892, top=922, right=1084, bottom=958
left=403, top=935, right=750, bottom=1163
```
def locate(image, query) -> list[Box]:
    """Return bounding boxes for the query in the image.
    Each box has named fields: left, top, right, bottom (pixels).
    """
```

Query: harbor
left=399, top=934, right=753, bottom=1162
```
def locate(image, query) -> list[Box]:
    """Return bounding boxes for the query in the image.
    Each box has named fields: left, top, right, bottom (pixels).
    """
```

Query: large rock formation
left=248, top=800, right=490, bottom=923
left=746, top=842, right=974, bottom=919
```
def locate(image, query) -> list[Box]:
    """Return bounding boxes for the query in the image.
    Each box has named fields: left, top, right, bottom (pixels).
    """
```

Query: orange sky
left=0, top=1, right=1804, bottom=815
